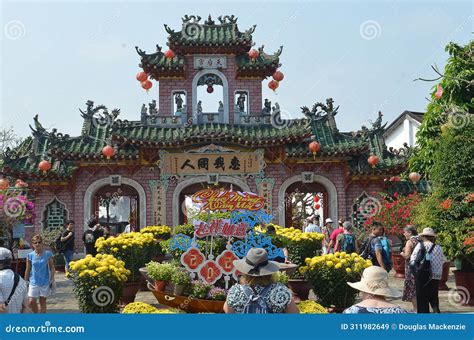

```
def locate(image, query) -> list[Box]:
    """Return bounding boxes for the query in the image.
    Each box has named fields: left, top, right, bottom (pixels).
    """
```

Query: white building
left=383, top=111, right=424, bottom=150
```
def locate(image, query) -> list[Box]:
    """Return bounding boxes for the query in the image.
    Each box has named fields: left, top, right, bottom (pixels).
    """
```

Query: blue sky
left=1, top=0, right=471, bottom=138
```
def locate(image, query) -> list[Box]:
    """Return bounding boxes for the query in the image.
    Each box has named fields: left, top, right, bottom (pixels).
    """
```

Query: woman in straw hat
left=410, top=227, right=446, bottom=313
left=224, top=248, right=299, bottom=314
left=343, top=266, right=408, bottom=313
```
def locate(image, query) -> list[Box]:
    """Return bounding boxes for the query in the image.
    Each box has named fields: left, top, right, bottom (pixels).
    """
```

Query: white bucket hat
left=325, top=218, right=333, bottom=223
left=419, top=227, right=437, bottom=237
left=233, top=248, right=280, bottom=277
left=347, top=266, right=402, bottom=298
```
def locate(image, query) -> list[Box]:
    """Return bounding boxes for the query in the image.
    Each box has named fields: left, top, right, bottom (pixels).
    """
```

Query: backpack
left=379, top=236, right=393, bottom=272
left=341, top=234, right=356, bottom=253
left=410, top=243, right=435, bottom=277
left=84, top=230, right=95, bottom=244
left=241, top=285, right=271, bottom=314
left=359, top=236, right=374, bottom=259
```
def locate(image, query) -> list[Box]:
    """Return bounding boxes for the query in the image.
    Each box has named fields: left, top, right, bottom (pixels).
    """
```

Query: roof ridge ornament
left=205, top=14, right=215, bottom=25
left=218, top=15, right=238, bottom=24
left=182, top=15, right=202, bottom=24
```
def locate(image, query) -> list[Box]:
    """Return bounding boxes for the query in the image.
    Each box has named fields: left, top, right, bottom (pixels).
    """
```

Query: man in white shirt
left=0, top=248, right=29, bottom=313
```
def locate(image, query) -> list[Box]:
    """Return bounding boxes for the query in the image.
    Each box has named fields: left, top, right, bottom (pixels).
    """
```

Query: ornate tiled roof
left=236, top=46, right=282, bottom=79
left=164, top=15, right=255, bottom=54
left=136, top=46, right=186, bottom=80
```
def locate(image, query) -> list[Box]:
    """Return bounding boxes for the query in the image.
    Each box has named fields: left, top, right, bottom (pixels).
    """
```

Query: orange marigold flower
left=439, top=199, right=452, bottom=210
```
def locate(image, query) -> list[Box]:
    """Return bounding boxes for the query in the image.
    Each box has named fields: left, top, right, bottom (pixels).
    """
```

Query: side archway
left=83, top=177, right=147, bottom=231
left=278, top=174, right=338, bottom=227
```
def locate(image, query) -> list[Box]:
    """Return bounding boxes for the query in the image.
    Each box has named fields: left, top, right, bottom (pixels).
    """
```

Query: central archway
left=192, top=69, right=229, bottom=124
left=172, top=176, right=251, bottom=226
left=278, top=174, right=338, bottom=227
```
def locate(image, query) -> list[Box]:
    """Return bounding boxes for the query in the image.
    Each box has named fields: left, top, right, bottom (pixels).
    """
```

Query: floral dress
left=226, top=283, right=292, bottom=313
left=343, top=305, right=408, bottom=314
left=402, top=236, right=419, bottom=301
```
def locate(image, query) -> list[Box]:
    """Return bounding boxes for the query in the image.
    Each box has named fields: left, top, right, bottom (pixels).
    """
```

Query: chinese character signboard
left=193, top=55, right=227, bottom=69
left=161, top=151, right=263, bottom=176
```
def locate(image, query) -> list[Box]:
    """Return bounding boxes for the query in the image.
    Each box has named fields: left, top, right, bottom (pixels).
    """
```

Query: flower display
left=464, top=234, right=474, bottom=255
left=68, top=254, right=130, bottom=313
left=297, top=300, right=328, bottom=314
left=191, top=280, right=213, bottom=299
left=364, top=192, right=422, bottom=241
left=265, top=224, right=324, bottom=269
left=146, top=261, right=174, bottom=282
left=122, top=302, right=180, bottom=314
left=440, top=198, right=453, bottom=210
left=96, top=232, right=155, bottom=282
left=301, top=252, right=372, bottom=309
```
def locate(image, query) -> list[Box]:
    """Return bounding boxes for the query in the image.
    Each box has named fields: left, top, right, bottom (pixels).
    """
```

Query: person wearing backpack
left=359, top=223, right=392, bottom=272
left=335, top=222, right=358, bottom=253
left=410, top=228, right=446, bottom=313
left=83, top=219, right=103, bottom=256
left=224, top=248, right=299, bottom=314
left=0, top=248, right=29, bottom=313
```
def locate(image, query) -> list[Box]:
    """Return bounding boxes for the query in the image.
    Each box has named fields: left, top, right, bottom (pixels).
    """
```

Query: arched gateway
left=2, top=15, right=407, bottom=251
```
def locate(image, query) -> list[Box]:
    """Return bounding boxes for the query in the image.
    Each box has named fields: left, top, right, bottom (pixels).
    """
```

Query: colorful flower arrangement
left=206, top=287, right=227, bottom=301
left=96, top=232, right=155, bottom=282
left=464, top=234, right=474, bottom=254
left=297, top=300, right=328, bottom=314
left=265, top=224, right=324, bottom=269
left=122, top=302, right=180, bottom=314
left=68, top=254, right=130, bottom=313
left=364, top=192, right=422, bottom=241
left=301, top=252, right=372, bottom=309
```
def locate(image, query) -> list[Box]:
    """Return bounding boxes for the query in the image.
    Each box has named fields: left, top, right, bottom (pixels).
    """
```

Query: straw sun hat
left=347, top=266, right=401, bottom=298
left=233, top=248, right=280, bottom=277
left=419, top=227, right=437, bottom=237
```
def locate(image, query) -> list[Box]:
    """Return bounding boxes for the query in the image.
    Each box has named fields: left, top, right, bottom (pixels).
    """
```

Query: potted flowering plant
left=170, top=266, right=191, bottom=296
left=297, top=300, right=328, bottom=314
left=145, top=261, right=174, bottom=291
left=67, top=254, right=130, bottom=313
left=301, top=252, right=372, bottom=310
left=452, top=233, right=474, bottom=305
left=96, top=232, right=155, bottom=303
left=140, top=226, right=172, bottom=261
left=206, top=287, right=227, bottom=301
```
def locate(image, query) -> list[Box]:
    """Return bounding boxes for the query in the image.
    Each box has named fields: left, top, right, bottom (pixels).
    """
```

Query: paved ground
left=46, top=268, right=474, bottom=313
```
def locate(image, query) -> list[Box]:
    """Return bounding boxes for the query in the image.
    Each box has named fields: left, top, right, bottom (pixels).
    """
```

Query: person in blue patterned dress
left=343, top=266, right=408, bottom=314
left=224, top=248, right=299, bottom=314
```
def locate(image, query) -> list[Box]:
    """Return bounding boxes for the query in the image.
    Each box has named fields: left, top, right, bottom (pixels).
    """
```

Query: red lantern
left=102, top=145, right=115, bottom=160
left=164, top=49, right=175, bottom=59
left=141, top=80, right=152, bottom=91
left=248, top=49, right=259, bottom=60
left=409, top=172, right=421, bottom=184
left=136, top=72, right=148, bottom=82
left=368, top=155, right=379, bottom=168
left=313, top=196, right=320, bottom=203
left=38, top=160, right=52, bottom=173
left=308, top=141, right=321, bottom=155
left=315, top=204, right=321, bottom=210
left=207, top=85, right=214, bottom=93
left=273, top=71, right=284, bottom=82
left=0, top=179, right=9, bottom=190
left=268, top=80, right=279, bottom=92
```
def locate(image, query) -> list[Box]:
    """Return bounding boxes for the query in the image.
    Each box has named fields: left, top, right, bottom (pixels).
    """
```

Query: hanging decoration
left=164, top=49, right=175, bottom=60
left=102, top=145, right=115, bottom=160
left=38, top=160, right=52, bottom=174
left=308, top=141, right=321, bottom=158
left=206, top=85, right=214, bottom=93
left=268, top=79, right=279, bottom=92
left=367, top=155, right=379, bottom=168
left=136, top=71, right=148, bottom=82
left=248, top=49, right=259, bottom=60
left=315, top=204, right=321, bottom=210
left=141, top=80, right=153, bottom=91
left=272, top=71, right=284, bottom=82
